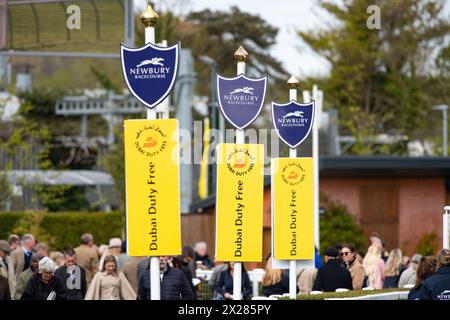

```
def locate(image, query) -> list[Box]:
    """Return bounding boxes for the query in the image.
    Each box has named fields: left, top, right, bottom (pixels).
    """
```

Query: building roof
left=190, top=156, right=450, bottom=213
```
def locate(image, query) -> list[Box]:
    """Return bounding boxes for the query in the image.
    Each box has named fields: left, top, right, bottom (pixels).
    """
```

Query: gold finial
left=234, top=46, right=248, bottom=62
left=140, top=4, right=159, bottom=27
left=287, top=75, right=299, bottom=89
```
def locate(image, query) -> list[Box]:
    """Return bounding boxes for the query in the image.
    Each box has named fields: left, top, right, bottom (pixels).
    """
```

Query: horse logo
left=136, top=57, right=165, bottom=67
left=230, top=87, right=254, bottom=95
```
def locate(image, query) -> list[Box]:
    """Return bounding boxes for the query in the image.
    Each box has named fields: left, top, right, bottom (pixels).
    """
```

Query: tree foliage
left=299, top=0, right=450, bottom=154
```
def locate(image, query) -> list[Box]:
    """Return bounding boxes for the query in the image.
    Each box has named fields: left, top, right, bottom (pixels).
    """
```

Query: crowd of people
left=0, top=232, right=449, bottom=300
left=261, top=232, right=450, bottom=300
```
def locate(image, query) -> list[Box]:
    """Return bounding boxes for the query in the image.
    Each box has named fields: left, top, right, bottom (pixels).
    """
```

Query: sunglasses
left=341, top=252, right=351, bottom=256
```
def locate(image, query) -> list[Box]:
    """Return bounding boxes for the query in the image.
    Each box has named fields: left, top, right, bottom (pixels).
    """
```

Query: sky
left=136, top=0, right=450, bottom=78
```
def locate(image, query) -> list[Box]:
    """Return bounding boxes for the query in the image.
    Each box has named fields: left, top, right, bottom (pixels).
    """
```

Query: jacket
left=297, top=268, right=318, bottom=294
left=54, top=265, right=87, bottom=300
left=74, top=245, right=98, bottom=285
left=0, top=255, right=14, bottom=299
left=312, top=259, right=353, bottom=292
left=398, top=266, right=416, bottom=288
left=194, top=253, right=214, bottom=269
left=21, top=273, right=67, bottom=300
left=346, top=259, right=365, bottom=290
left=0, top=275, right=10, bottom=300
left=14, top=268, right=34, bottom=300
left=85, top=271, right=136, bottom=300
left=263, top=272, right=290, bottom=297
left=420, top=266, right=450, bottom=300
left=214, top=269, right=252, bottom=299
left=138, top=265, right=194, bottom=300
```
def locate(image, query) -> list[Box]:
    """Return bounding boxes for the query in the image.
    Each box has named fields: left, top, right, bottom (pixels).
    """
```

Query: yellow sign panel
left=215, top=143, right=264, bottom=262
left=272, top=158, right=314, bottom=260
left=124, top=119, right=181, bottom=256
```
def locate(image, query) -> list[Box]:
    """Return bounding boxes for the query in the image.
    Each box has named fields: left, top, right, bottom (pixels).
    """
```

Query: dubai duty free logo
left=134, top=125, right=168, bottom=157
left=226, top=147, right=256, bottom=176
left=281, top=162, right=305, bottom=186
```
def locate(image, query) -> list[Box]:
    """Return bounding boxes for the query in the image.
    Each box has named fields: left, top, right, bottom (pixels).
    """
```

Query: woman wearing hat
left=85, top=255, right=136, bottom=300
left=21, top=256, right=67, bottom=300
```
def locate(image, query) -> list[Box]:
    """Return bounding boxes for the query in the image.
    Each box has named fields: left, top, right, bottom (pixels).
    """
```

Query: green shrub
left=0, top=211, right=123, bottom=250
left=414, top=232, right=439, bottom=256
left=320, top=197, right=366, bottom=255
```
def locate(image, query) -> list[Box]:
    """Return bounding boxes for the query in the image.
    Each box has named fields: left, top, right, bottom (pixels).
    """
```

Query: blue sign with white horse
left=120, top=42, right=179, bottom=109
left=272, top=101, right=315, bottom=148
left=217, top=74, right=267, bottom=129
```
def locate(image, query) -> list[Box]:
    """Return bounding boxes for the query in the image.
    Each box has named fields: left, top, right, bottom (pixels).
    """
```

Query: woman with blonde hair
left=261, top=257, right=290, bottom=296
left=85, top=255, right=136, bottom=300
left=362, top=245, right=385, bottom=289
left=383, top=248, right=403, bottom=288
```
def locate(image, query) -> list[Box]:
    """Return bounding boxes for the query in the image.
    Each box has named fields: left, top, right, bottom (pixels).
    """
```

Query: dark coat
left=383, top=275, right=400, bottom=288
left=420, top=266, right=450, bottom=300
left=138, top=266, right=195, bottom=300
left=312, top=259, right=353, bottom=292
left=214, top=269, right=252, bottom=299
left=21, top=274, right=67, bottom=300
left=194, top=253, right=214, bottom=269
left=180, top=263, right=197, bottom=300
left=263, top=272, right=290, bottom=297
left=0, top=275, right=10, bottom=300
left=54, top=265, right=87, bottom=300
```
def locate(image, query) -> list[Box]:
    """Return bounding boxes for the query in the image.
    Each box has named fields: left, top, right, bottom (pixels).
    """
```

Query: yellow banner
left=215, top=143, right=264, bottom=262
left=272, top=158, right=314, bottom=260
left=124, top=119, right=181, bottom=256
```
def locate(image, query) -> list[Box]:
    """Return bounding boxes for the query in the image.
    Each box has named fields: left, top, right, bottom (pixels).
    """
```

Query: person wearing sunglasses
left=341, top=244, right=365, bottom=290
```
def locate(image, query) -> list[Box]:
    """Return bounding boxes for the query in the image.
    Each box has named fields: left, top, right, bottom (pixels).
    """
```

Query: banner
left=124, top=119, right=181, bottom=256
left=271, top=101, right=315, bottom=149
left=272, top=158, right=314, bottom=260
left=215, top=143, right=264, bottom=262
left=217, top=74, right=267, bottom=129
left=121, top=42, right=179, bottom=109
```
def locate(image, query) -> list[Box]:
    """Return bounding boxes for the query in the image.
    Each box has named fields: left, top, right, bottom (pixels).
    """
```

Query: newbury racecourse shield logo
left=272, top=101, right=315, bottom=148
left=217, top=74, right=267, bottom=129
left=121, top=42, right=179, bottom=109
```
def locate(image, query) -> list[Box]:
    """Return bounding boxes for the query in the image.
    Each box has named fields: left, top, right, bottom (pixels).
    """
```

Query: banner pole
left=288, top=75, right=299, bottom=299
left=141, top=3, right=160, bottom=300
left=233, top=46, right=248, bottom=300
left=444, top=206, right=450, bottom=250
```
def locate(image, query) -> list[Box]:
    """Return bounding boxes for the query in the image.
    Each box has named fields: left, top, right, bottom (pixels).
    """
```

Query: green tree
left=299, top=0, right=450, bottom=154
left=320, top=196, right=367, bottom=255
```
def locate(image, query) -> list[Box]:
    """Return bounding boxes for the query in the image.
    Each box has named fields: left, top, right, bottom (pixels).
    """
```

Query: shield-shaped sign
left=120, top=42, right=179, bottom=109
left=217, top=74, right=267, bottom=130
left=272, top=101, right=315, bottom=148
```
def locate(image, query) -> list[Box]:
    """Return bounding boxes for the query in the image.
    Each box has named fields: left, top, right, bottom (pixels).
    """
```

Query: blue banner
left=272, top=101, right=315, bottom=148
left=120, top=42, right=179, bottom=109
left=217, top=74, right=267, bottom=130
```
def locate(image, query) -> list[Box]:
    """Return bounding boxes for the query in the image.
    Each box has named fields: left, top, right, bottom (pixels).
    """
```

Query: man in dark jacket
left=312, top=247, right=353, bottom=292
left=138, top=256, right=194, bottom=300
left=21, top=257, right=67, bottom=300
left=420, top=249, right=450, bottom=300
left=54, top=248, right=87, bottom=300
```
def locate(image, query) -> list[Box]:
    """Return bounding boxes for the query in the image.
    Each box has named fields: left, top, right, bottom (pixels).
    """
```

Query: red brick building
left=185, top=157, right=450, bottom=265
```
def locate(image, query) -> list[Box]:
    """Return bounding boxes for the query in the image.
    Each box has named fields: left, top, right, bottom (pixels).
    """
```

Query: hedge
left=0, top=211, right=124, bottom=251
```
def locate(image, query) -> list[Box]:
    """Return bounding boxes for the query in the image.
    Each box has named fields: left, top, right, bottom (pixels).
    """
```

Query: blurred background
left=0, top=0, right=449, bottom=261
